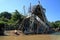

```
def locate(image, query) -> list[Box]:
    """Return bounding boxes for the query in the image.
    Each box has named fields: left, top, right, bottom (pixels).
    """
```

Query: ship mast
left=38, top=0, right=40, bottom=4
left=23, top=5, right=26, bottom=15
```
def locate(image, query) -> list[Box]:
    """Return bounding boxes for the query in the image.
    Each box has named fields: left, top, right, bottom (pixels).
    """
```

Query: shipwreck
left=19, top=1, right=50, bottom=34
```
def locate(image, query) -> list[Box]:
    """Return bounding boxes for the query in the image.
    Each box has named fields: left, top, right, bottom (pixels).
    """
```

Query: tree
left=49, top=21, right=60, bottom=28
left=0, top=12, right=12, bottom=19
left=7, top=10, right=25, bottom=30
left=12, top=10, right=23, bottom=21
left=0, top=10, right=25, bottom=30
left=0, top=22, right=5, bottom=35
left=0, top=16, right=8, bottom=22
left=55, top=21, right=60, bottom=28
left=49, top=22, right=57, bottom=28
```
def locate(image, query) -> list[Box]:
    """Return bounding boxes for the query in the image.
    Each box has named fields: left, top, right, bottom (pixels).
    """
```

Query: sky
left=0, top=0, right=60, bottom=22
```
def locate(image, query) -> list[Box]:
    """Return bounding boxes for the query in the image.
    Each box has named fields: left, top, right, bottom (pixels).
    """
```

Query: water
left=52, top=32, right=60, bottom=35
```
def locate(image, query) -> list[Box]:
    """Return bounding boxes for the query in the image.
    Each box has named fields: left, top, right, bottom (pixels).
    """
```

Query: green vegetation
left=49, top=21, right=60, bottom=28
left=0, top=10, right=25, bottom=30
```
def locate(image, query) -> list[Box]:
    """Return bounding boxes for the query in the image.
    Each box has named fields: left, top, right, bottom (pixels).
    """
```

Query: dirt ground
left=0, top=30, right=60, bottom=40
left=0, top=35, right=60, bottom=40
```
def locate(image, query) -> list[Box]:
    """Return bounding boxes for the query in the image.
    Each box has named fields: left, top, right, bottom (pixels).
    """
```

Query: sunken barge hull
left=19, top=3, right=50, bottom=34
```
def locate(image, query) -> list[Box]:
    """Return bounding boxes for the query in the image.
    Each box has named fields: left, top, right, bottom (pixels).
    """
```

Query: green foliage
left=0, top=16, right=8, bottom=22
left=12, top=10, right=23, bottom=21
left=0, top=21, right=6, bottom=24
left=49, top=21, right=60, bottom=28
left=55, top=21, right=60, bottom=28
left=0, top=10, right=25, bottom=30
left=0, top=12, right=12, bottom=19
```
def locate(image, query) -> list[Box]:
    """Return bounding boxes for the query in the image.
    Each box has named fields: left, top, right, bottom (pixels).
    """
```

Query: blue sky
left=0, top=0, right=60, bottom=22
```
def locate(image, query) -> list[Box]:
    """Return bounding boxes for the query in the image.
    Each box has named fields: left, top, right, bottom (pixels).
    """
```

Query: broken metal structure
left=19, top=1, right=50, bottom=34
